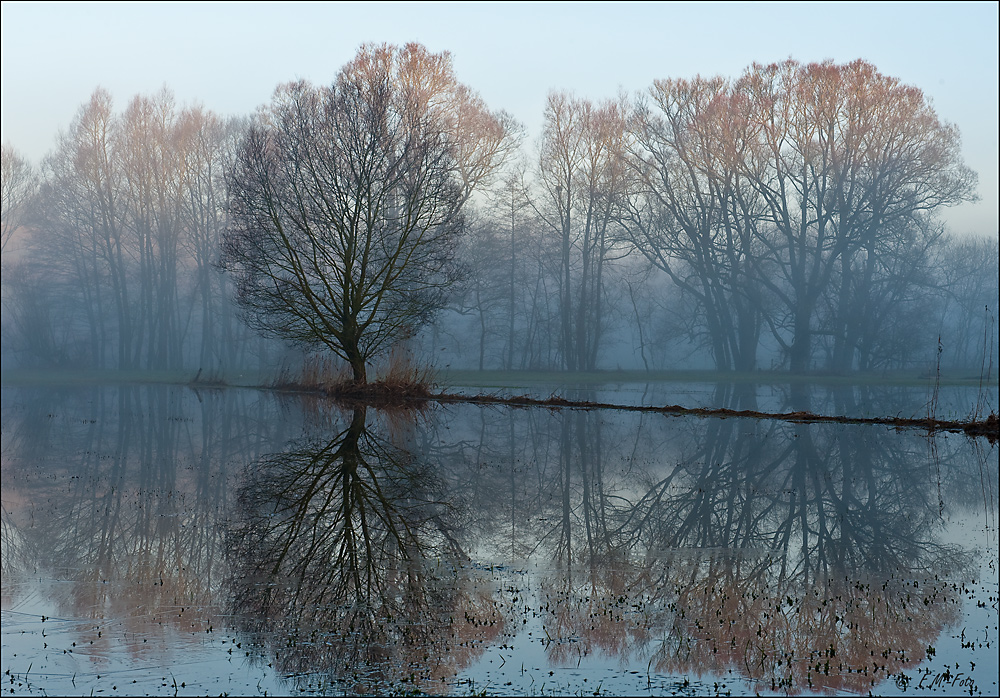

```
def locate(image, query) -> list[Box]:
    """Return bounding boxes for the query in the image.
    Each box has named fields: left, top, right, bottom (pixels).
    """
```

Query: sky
left=2, top=1, right=997, bottom=238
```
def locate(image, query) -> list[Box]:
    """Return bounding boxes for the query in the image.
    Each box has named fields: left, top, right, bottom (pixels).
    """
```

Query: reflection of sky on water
left=1, top=385, right=996, bottom=695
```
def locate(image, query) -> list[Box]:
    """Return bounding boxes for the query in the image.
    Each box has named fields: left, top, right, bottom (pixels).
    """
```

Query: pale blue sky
left=2, top=1, right=997, bottom=236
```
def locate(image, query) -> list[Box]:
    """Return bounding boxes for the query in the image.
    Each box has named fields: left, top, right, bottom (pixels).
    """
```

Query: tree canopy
left=220, top=43, right=515, bottom=383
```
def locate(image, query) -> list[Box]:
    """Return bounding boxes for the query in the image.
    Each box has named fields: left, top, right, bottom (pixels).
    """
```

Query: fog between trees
left=2, top=44, right=997, bottom=378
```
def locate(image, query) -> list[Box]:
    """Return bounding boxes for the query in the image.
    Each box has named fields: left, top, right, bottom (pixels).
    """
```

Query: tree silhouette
left=220, top=43, right=514, bottom=384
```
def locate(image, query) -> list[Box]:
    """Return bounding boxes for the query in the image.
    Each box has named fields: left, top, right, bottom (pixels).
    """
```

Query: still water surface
left=2, top=384, right=997, bottom=696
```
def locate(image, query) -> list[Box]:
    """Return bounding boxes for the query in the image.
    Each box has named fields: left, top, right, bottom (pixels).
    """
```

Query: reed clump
left=273, top=350, right=435, bottom=406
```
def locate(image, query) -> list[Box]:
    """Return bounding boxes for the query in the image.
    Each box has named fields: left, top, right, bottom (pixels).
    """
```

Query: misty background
left=2, top=3, right=997, bottom=379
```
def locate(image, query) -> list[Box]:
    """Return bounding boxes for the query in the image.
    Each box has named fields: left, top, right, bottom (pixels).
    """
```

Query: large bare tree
left=220, top=43, right=513, bottom=384
left=536, top=92, right=630, bottom=371
left=738, top=59, right=977, bottom=372
left=625, top=60, right=977, bottom=374
left=624, top=76, right=769, bottom=372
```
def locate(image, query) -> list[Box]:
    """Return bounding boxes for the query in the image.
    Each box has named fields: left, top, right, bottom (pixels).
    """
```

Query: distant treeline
left=2, top=48, right=997, bottom=376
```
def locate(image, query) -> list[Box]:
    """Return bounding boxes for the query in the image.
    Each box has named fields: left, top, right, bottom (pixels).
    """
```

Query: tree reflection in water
left=2, top=386, right=992, bottom=695
left=617, top=418, right=968, bottom=692
left=225, top=406, right=505, bottom=694
left=1, top=385, right=272, bottom=646
left=447, top=398, right=984, bottom=694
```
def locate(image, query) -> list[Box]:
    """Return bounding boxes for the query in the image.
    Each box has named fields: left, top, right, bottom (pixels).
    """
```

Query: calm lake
left=2, top=383, right=997, bottom=696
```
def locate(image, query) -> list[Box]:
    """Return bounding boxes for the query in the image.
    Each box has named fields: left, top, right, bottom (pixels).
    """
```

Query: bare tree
left=820, top=215, right=947, bottom=372
left=221, top=44, right=509, bottom=384
left=737, top=59, right=977, bottom=372
left=624, top=60, right=977, bottom=374
left=535, top=92, right=631, bottom=371
left=176, top=108, right=247, bottom=371
left=935, top=233, right=999, bottom=371
left=1, top=143, right=38, bottom=254
left=495, top=169, right=535, bottom=368
left=35, top=88, right=129, bottom=367
left=12, top=87, right=261, bottom=372
left=624, top=76, right=769, bottom=371
left=117, top=88, right=190, bottom=369
left=449, top=85, right=523, bottom=208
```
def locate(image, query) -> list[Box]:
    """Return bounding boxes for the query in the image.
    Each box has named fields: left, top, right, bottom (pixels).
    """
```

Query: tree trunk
left=344, top=341, right=367, bottom=385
